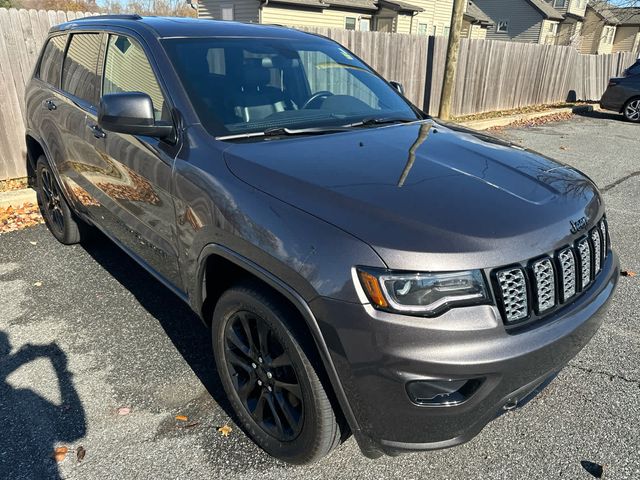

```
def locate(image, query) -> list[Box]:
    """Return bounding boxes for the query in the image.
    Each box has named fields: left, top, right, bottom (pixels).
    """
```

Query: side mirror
left=98, top=92, right=173, bottom=138
left=390, top=81, right=405, bottom=95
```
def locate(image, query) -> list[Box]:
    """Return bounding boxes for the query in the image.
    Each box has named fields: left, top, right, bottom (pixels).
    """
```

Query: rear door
left=89, top=33, right=181, bottom=287
left=56, top=32, right=106, bottom=215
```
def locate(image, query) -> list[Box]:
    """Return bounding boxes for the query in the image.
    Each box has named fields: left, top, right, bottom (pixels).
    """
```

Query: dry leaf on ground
left=218, top=425, right=233, bottom=437
left=76, top=446, right=86, bottom=462
left=53, top=446, right=68, bottom=462
left=621, top=271, right=637, bottom=277
left=0, top=203, right=43, bottom=234
left=175, top=415, right=188, bottom=422
left=117, top=407, right=131, bottom=415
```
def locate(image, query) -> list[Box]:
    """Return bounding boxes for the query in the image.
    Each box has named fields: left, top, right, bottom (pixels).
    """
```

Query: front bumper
left=310, top=252, right=619, bottom=457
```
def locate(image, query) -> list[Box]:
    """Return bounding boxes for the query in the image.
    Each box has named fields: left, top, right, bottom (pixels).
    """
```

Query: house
left=473, top=0, right=565, bottom=44
left=580, top=1, right=620, bottom=54
left=611, top=7, right=640, bottom=53
left=462, top=1, right=493, bottom=39
left=197, top=0, right=491, bottom=37
left=546, top=0, right=589, bottom=47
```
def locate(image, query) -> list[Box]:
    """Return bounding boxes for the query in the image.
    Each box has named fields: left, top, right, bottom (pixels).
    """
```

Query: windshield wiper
left=216, top=125, right=351, bottom=141
left=345, top=117, right=420, bottom=128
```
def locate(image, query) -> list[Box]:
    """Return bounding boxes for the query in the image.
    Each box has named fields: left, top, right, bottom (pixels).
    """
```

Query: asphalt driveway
left=0, top=111, right=638, bottom=479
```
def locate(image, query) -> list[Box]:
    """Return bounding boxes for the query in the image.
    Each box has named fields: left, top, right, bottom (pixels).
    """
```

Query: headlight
left=356, top=268, right=490, bottom=316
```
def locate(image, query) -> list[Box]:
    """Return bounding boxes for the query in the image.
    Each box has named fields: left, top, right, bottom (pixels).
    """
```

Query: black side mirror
left=390, top=81, right=405, bottom=95
left=98, top=92, right=173, bottom=138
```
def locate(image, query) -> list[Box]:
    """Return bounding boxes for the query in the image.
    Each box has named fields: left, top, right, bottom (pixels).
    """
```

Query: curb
left=458, top=105, right=598, bottom=131
left=0, top=188, right=37, bottom=209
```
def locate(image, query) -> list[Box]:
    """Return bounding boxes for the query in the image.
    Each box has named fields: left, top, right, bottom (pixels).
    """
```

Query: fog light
left=406, top=378, right=483, bottom=406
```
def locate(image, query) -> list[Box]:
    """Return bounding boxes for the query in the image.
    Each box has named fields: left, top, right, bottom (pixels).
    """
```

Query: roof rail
left=69, top=14, right=142, bottom=22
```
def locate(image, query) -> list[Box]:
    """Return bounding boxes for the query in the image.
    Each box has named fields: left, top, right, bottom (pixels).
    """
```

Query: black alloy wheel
left=223, top=310, right=303, bottom=441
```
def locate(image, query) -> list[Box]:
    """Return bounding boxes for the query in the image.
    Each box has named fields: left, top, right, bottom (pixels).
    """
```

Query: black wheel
left=623, top=98, right=640, bottom=123
left=212, top=283, right=344, bottom=464
left=36, top=156, right=82, bottom=245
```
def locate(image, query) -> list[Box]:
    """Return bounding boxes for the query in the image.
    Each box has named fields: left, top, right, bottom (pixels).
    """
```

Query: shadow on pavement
left=0, top=332, right=86, bottom=480
left=79, top=231, right=235, bottom=419
left=574, top=109, right=623, bottom=122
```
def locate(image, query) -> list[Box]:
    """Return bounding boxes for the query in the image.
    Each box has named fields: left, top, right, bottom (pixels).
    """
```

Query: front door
left=89, top=33, right=181, bottom=287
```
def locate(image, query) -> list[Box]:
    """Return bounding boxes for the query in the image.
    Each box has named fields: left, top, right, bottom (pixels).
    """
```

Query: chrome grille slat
left=558, top=248, right=576, bottom=302
left=591, top=228, right=602, bottom=274
left=496, top=268, right=528, bottom=323
left=577, top=238, right=591, bottom=288
left=533, top=258, right=555, bottom=312
left=494, top=216, right=609, bottom=325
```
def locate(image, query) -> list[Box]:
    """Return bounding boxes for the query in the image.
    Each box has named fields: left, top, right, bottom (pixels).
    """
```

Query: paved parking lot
left=0, top=111, right=639, bottom=480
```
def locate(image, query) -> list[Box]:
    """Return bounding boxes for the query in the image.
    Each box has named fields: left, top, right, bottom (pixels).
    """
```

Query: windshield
left=162, top=37, right=419, bottom=138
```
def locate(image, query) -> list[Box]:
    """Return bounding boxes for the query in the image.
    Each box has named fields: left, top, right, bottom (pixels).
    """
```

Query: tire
left=623, top=98, right=640, bottom=123
left=211, top=282, right=343, bottom=464
left=36, top=156, right=82, bottom=245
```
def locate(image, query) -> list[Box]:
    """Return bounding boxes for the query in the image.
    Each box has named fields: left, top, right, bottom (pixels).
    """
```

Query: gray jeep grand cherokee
left=25, top=15, right=618, bottom=464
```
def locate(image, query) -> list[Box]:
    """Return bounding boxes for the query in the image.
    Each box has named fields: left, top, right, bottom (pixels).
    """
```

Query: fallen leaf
left=76, top=446, right=86, bottom=462
left=218, top=425, right=232, bottom=437
left=580, top=460, right=603, bottom=478
left=33, top=281, right=42, bottom=287
left=117, top=407, right=131, bottom=415
left=175, top=415, right=188, bottom=422
left=53, top=446, right=68, bottom=462
left=621, top=271, right=637, bottom=277
left=29, top=241, right=37, bottom=245
left=560, top=146, right=569, bottom=150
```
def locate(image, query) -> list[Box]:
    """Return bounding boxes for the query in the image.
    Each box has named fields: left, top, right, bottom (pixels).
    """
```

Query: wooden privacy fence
left=0, top=8, right=97, bottom=180
left=0, top=8, right=638, bottom=180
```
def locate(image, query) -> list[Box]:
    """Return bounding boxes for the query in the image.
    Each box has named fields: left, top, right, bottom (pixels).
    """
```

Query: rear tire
left=36, top=156, right=82, bottom=245
left=623, top=98, right=640, bottom=123
left=211, top=282, right=343, bottom=464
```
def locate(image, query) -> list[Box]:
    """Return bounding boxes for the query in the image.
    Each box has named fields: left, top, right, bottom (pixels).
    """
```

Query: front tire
left=623, top=98, right=640, bottom=123
left=211, top=283, right=343, bottom=464
left=36, top=156, right=82, bottom=245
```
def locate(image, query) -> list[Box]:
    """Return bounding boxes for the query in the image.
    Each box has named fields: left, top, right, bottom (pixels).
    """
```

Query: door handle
left=43, top=99, right=57, bottom=111
left=88, top=124, right=106, bottom=139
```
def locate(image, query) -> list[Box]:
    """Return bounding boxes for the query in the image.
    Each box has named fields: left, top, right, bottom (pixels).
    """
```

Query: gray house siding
left=198, top=0, right=260, bottom=22
left=475, top=0, right=545, bottom=43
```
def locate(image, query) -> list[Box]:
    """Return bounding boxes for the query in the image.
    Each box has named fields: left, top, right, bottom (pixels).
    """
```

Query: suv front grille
left=494, top=218, right=609, bottom=325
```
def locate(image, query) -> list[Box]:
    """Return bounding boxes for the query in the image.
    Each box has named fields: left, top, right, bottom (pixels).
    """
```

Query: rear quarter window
left=61, top=33, right=102, bottom=105
left=38, top=35, right=67, bottom=87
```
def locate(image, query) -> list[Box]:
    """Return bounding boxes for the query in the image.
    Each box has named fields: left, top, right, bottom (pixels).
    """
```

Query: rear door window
left=38, top=35, right=67, bottom=87
left=103, top=35, right=168, bottom=121
left=61, top=33, right=102, bottom=106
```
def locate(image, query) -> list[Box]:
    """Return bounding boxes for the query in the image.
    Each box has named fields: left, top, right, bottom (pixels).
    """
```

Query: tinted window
left=103, top=35, right=168, bottom=121
left=38, top=35, right=67, bottom=87
left=162, top=37, right=417, bottom=137
left=61, top=33, right=102, bottom=105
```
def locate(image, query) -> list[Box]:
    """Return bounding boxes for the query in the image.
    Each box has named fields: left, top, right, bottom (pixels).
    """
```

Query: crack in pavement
left=601, top=170, right=640, bottom=193
left=568, top=364, right=640, bottom=387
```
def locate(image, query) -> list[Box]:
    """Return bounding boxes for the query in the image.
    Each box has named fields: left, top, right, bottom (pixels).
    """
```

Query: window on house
left=496, top=20, right=509, bottom=33
left=345, top=17, right=357, bottom=30
left=220, top=5, right=234, bottom=20
left=417, top=23, right=428, bottom=35
left=553, top=0, right=566, bottom=8
left=549, top=22, right=558, bottom=34
left=360, top=17, right=371, bottom=31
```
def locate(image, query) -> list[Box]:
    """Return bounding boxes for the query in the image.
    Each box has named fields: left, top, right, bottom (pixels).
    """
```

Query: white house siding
left=198, top=0, right=260, bottom=22
left=539, top=19, right=560, bottom=44
left=613, top=25, right=640, bottom=53
left=566, top=0, right=587, bottom=18
left=396, top=13, right=415, bottom=34
left=261, top=5, right=372, bottom=29
left=475, top=0, right=545, bottom=43
left=579, top=7, right=604, bottom=53
left=407, top=0, right=454, bottom=37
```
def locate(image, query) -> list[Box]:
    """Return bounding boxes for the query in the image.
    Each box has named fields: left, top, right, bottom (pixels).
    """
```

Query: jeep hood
left=223, top=121, right=603, bottom=271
